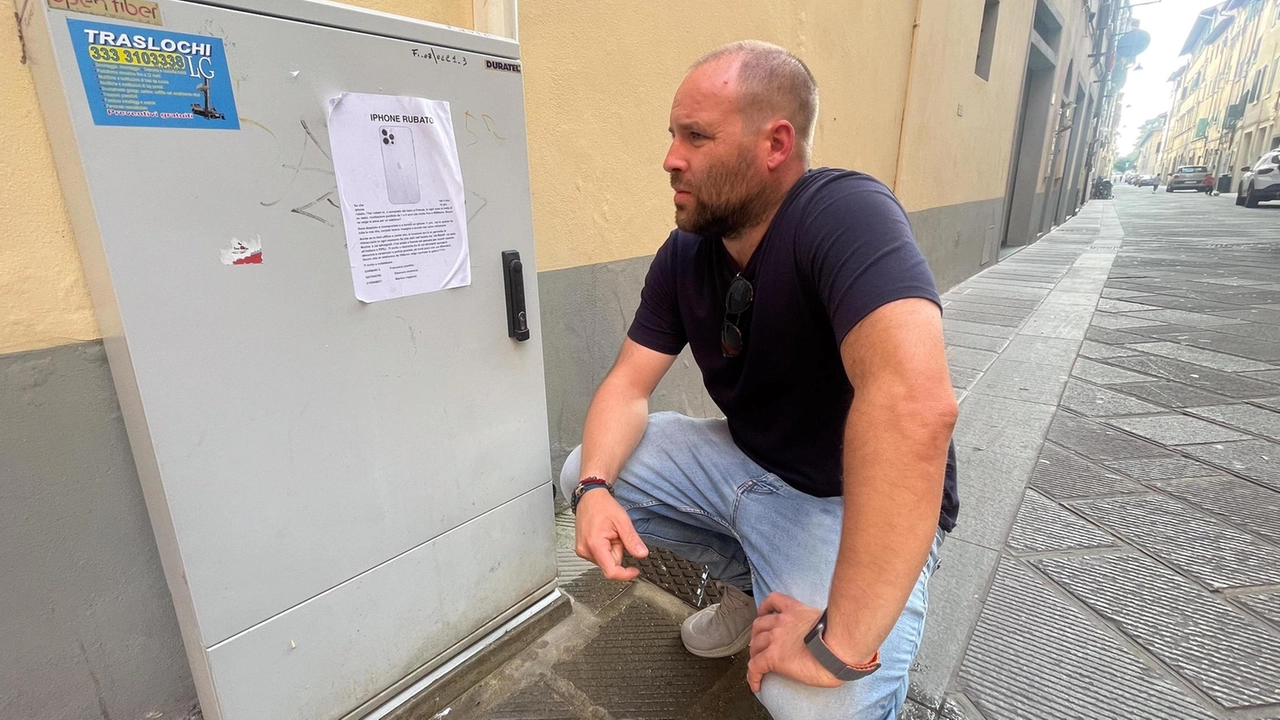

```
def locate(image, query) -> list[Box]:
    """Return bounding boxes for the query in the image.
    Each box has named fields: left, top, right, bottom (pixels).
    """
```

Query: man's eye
left=690, top=132, right=705, bottom=141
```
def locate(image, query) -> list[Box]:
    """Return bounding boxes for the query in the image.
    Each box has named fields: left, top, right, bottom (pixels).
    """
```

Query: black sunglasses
left=721, top=274, right=754, bottom=358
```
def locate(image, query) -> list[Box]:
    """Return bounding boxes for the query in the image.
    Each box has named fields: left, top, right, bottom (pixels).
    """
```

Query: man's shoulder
left=789, top=167, right=899, bottom=209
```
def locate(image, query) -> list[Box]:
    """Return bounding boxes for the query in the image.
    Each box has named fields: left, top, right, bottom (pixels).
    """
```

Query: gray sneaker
left=680, top=585, right=755, bottom=658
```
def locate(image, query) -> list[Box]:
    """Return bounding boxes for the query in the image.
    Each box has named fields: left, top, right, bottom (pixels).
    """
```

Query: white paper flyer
left=327, top=92, right=470, bottom=302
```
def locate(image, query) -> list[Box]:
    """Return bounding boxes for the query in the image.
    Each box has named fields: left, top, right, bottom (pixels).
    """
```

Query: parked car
left=1236, top=150, right=1280, bottom=208
left=1136, top=175, right=1159, bottom=187
left=1166, top=165, right=1214, bottom=192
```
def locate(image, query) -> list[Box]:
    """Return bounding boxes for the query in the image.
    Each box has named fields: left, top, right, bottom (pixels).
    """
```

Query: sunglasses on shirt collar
left=721, top=273, right=754, bottom=358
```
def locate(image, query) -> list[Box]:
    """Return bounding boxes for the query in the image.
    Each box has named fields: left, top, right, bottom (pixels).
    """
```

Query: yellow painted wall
left=522, top=2, right=917, bottom=271
left=2, top=0, right=470, bottom=355
left=894, top=0, right=1035, bottom=212
left=1, top=8, right=98, bottom=355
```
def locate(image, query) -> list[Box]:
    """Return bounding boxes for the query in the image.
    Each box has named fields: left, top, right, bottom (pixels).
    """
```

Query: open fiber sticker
left=67, top=18, right=238, bottom=129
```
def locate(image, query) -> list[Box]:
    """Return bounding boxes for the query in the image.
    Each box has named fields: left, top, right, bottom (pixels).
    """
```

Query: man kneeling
left=562, top=41, right=960, bottom=720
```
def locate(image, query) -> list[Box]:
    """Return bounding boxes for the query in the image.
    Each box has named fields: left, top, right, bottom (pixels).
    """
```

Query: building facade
left=1161, top=0, right=1279, bottom=189
left=1133, top=112, right=1168, bottom=175
left=2, top=1, right=1131, bottom=717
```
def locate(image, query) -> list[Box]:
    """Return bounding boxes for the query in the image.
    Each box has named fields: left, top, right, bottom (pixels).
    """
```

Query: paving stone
left=945, top=330, right=1012, bottom=353
left=951, top=365, right=983, bottom=391
left=1090, top=312, right=1160, bottom=330
left=945, top=319, right=1019, bottom=339
left=1028, top=442, right=1146, bottom=498
left=1108, top=355, right=1280, bottom=398
left=901, top=698, right=938, bottom=720
left=1124, top=308, right=1247, bottom=327
left=1122, top=323, right=1219, bottom=340
left=1036, top=552, right=1280, bottom=709
left=1070, top=357, right=1156, bottom=385
left=1213, top=307, right=1280, bottom=325
left=1085, top=326, right=1151, bottom=345
left=1096, top=299, right=1160, bottom=313
left=953, top=394, right=1056, bottom=456
left=1209, top=320, right=1280, bottom=343
left=1019, top=308, right=1092, bottom=340
left=1124, top=294, right=1246, bottom=313
left=1078, top=340, right=1141, bottom=360
left=554, top=601, right=737, bottom=719
left=1185, top=403, right=1280, bottom=442
left=957, top=558, right=1217, bottom=720
left=1176, top=330, right=1280, bottom=362
left=1006, top=489, right=1118, bottom=554
left=1179, top=439, right=1280, bottom=492
left=946, top=309, right=1025, bottom=327
left=943, top=299, right=1036, bottom=319
left=994, top=335, right=1081, bottom=367
left=1235, top=590, right=1280, bottom=627
left=949, top=446, right=1040, bottom=551
left=946, top=346, right=999, bottom=372
left=1242, top=370, right=1280, bottom=390
left=1103, top=456, right=1224, bottom=482
left=911, top=538, right=1001, bottom=701
left=486, top=683, right=587, bottom=720
left=1060, top=379, right=1164, bottom=417
left=1152, top=476, right=1280, bottom=546
left=1069, top=493, right=1280, bottom=590
left=1103, top=414, right=1253, bottom=445
left=1254, top=397, right=1280, bottom=412
left=945, top=290, right=1041, bottom=308
left=970, top=360, right=1070, bottom=406
left=1123, top=341, right=1276, bottom=372
left=1101, top=288, right=1150, bottom=299
left=1047, top=413, right=1171, bottom=461
left=1107, top=380, right=1234, bottom=408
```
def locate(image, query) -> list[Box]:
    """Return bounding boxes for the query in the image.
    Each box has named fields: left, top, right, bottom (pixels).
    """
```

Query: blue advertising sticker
left=67, top=18, right=239, bottom=130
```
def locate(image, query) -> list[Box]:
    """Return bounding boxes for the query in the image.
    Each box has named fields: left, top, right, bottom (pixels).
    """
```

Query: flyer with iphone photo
left=327, top=92, right=470, bottom=302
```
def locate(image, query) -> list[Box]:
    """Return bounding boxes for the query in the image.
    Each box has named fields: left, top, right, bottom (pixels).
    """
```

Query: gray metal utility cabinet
left=22, top=1, right=557, bottom=718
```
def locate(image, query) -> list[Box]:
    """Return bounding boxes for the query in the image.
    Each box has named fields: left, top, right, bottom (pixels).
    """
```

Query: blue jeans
left=560, top=412, right=944, bottom=720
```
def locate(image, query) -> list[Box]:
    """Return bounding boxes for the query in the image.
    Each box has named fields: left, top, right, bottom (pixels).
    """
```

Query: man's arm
left=573, top=338, right=677, bottom=581
left=748, top=297, right=956, bottom=690
left=823, top=297, right=957, bottom=663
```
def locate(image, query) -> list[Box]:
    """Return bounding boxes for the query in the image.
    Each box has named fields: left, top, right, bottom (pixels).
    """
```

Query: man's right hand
left=574, top=488, right=649, bottom=581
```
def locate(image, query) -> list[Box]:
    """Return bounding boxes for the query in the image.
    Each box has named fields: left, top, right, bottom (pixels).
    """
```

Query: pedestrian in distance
left=563, top=40, right=959, bottom=719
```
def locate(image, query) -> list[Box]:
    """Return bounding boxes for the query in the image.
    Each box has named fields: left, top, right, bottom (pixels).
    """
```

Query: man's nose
left=663, top=143, right=687, bottom=174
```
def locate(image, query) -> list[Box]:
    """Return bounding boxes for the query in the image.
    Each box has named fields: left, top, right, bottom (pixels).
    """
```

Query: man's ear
left=766, top=120, right=796, bottom=170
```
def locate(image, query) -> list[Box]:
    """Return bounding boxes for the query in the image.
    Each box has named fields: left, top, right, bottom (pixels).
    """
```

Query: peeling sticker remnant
left=221, top=235, right=262, bottom=265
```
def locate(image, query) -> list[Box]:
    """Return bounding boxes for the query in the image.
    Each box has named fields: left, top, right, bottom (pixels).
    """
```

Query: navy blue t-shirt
left=628, top=168, right=959, bottom=532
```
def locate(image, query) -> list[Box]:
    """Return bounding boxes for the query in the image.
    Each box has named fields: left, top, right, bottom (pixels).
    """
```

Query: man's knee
left=559, top=445, right=583, bottom=500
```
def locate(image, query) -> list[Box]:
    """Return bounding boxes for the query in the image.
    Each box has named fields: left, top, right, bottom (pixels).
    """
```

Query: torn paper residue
left=221, top=235, right=263, bottom=265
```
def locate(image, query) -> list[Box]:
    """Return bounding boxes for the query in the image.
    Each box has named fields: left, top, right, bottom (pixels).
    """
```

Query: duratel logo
left=485, top=59, right=521, bottom=73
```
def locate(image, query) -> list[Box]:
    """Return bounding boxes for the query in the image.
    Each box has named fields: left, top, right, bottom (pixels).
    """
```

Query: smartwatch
left=803, top=609, right=881, bottom=681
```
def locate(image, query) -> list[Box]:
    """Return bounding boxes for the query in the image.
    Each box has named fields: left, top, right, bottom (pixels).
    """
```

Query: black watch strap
left=803, top=609, right=881, bottom=682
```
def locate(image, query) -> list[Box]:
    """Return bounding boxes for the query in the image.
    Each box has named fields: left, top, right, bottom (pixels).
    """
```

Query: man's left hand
left=746, top=593, right=844, bottom=693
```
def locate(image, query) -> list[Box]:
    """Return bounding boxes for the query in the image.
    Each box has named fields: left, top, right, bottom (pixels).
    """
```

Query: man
left=561, top=41, right=959, bottom=719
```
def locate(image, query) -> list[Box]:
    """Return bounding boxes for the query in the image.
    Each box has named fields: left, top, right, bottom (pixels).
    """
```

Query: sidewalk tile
left=944, top=331, right=1011, bottom=353
left=1175, top=331, right=1280, bottom=362
left=946, top=346, right=999, bottom=372
left=1123, top=341, right=1276, bottom=372
left=1069, top=493, right=1280, bottom=590
left=996, top=336, right=1082, bottom=367
left=1103, top=415, right=1252, bottom=445
left=1103, top=456, right=1224, bottom=482
left=1179, top=439, right=1280, bottom=491
left=1047, top=413, right=1171, bottom=461
left=1107, top=380, right=1233, bottom=408
left=1107, top=355, right=1280, bottom=398
left=1060, top=380, right=1164, bottom=417
left=1236, top=590, right=1280, bottom=627
left=1006, top=489, right=1118, bottom=554
left=1036, top=552, right=1280, bottom=709
left=945, top=319, right=1019, bottom=339
left=1070, top=358, right=1156, bottom=385
left=1184, top=404, right=1280, bottom=442
left=1078, top=340, right=1141, bottom=360
left=953, top=395, right=1056, bottom=455
left=970, top=360, right=1070, bottom=406
left=1027, top=443, right=1145, bottom=498
left=1151, top=476, right=1280, bottom=546
left=958, top=558, right=1215, bottom=720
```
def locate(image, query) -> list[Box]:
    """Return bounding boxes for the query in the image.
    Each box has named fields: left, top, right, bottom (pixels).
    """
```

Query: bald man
left=561, top=41, right=959, bottom=719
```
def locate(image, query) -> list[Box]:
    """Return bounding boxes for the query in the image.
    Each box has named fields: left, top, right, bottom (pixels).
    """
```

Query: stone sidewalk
left=395, top=186, right=1280, bottom=719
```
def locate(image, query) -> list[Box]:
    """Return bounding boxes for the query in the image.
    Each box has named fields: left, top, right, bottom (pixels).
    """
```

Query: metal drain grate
left=625, top=547, right=727, bottom=609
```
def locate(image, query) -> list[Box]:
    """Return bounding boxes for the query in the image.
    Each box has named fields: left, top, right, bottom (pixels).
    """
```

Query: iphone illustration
left=380, top=126, right=420, bottom=205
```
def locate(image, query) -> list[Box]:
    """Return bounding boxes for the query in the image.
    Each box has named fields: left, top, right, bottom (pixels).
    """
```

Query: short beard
left=672, top=146, right=775, bottom=239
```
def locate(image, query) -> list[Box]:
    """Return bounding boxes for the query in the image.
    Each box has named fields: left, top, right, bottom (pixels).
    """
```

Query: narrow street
left=937, top=185, right=1280, bottom=720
